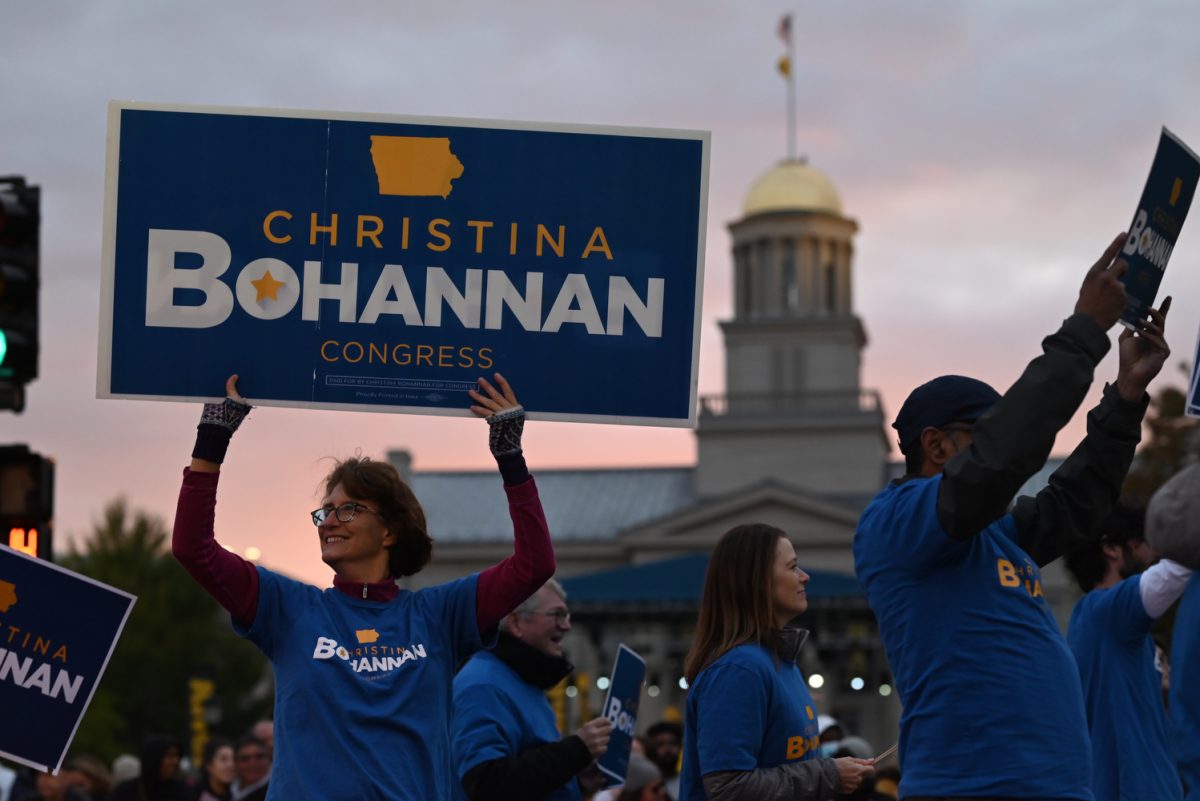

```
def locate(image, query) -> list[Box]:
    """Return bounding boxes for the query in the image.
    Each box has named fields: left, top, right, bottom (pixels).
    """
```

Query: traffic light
left=0, top=444, right=54, bottom=561
left=0, top=177, right=40, bottom=413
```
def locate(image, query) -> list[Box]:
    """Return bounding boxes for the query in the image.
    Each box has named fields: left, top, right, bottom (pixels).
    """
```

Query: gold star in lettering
left=251, top=270, right=286, bottom=303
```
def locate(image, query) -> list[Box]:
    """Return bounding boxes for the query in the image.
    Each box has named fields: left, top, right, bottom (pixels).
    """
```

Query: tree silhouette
left=1120, top=362, right=1198, bottom=657
left=60, top=499, right=272, bottom=763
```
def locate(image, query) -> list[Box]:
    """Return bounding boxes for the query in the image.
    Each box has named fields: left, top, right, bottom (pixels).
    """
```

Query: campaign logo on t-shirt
left=784, top=705, right=819, bottom=760
left=996, top=555, right=1045, bottom=598
left=311, top=634, right=428, bottom=676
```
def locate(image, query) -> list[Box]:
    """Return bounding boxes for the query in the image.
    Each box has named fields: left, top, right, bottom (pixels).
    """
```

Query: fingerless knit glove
left=192, top=396, right=253, bottom=464
left=487, top=405, right=525, bottom=457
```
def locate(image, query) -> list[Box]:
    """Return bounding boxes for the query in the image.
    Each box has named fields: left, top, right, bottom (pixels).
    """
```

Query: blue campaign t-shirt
left=854, top=475, right=1093, bottom=800
left=236, top=567, right=486, bottom=801
left=679, top=643, right=821, bottom=801
left=1171, top=575, right=1200, bottom=800
left=1068, top=574, right=1182, bottom=801
left=452, top=650, right=580, bottom=801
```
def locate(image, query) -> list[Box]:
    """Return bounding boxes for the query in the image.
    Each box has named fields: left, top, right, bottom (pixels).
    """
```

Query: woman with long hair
left=192, top=738, right=234, bottom=801
left=172, top=373, right=555, bottom=801
left=679, top=524, right=874, bottom=800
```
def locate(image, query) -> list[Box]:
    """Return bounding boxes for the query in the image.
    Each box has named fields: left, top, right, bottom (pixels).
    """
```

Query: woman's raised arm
left=469, top=374, right=556, bottom=634
left=172, top=375, right=260, bottom=628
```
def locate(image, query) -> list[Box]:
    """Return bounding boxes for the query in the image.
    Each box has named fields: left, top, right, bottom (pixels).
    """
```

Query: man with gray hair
left=453, top=579, right=612, bottom=801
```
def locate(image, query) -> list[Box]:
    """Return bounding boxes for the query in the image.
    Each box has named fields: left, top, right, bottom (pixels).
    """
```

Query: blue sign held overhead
left=1119, top=127, right=1200, bottom=327
left=99, top=102, right=710, bottom=426
left=0, top=545, right=136, bottom=773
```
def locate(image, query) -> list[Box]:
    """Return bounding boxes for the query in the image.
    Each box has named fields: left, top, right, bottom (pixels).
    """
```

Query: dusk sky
left=4, top=2, right=1200, bottom=585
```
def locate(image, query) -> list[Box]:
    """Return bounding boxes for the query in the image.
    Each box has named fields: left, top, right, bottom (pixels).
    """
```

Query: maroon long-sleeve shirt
left=172, top=467, right=555, bottom=632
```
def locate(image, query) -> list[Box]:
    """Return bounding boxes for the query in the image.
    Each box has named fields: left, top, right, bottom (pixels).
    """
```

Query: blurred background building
left=396, top=156, right=1077, bottom=751
left=396, top=155, right=907, bottom=749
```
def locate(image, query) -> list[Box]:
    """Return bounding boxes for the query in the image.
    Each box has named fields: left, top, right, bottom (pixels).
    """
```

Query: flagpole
left=778, top=13, right=797, bottom=161
left=787, top=34, right=796, bottom=161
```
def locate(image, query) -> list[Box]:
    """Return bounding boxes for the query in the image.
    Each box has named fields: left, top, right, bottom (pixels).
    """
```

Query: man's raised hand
left=1116, top=296, right=1172, bottom=401
left=1075, top=233, right=1131, bottom=331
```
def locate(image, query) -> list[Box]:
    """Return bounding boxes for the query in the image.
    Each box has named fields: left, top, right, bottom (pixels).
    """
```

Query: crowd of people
left=14, top=233, right=1200, bottom=800
left=0, top=717, right=900, bottom=801
left=0, top=722, right=274, bottom=801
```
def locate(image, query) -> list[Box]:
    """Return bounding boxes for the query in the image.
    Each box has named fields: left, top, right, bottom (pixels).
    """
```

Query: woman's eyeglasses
left=310, top=502, right=382, bottom=526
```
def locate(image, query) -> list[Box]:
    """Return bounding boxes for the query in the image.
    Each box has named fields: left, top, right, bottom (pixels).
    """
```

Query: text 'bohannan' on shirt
left=854, top=474, right=1093, bottom=800
left=678, top=643, right=820, bottom=801
left=235, top=567, right=488, bottom=801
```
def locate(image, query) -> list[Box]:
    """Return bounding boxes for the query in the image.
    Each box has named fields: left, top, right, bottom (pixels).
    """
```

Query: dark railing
left=699, top=390, right=882, bottom=418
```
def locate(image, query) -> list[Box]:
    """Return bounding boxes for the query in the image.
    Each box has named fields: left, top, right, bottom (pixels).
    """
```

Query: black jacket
left=460, top=633, right=593, bottom=801
left=930, top=313, right=1147, bottom=563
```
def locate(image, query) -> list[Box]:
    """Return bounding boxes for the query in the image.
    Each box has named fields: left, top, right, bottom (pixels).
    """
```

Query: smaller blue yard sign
left=598, top=643, right=647, bottom=786
left=1119, top=127, right=1200, bottom=326
left=99, top=102, right=710, bottom=426
left=0, top=545, right=136, bottom=773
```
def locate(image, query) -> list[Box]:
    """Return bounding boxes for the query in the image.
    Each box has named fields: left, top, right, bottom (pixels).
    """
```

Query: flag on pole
left=777, top=13, right=793, bottom=45
left=777, top=55, right=791, bottom=78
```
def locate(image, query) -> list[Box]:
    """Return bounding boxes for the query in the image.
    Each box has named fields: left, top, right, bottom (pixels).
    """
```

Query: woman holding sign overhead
left=679, top=524, right=875, bottom=800
left=172, top=373, right=555, bottom=801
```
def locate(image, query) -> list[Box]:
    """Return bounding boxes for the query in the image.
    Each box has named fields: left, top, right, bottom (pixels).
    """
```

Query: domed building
left=697, top=158, right=887, bottom=498
left=395, top=157, right=902, bottom=750
left=743, top=159, right=845, bottom=216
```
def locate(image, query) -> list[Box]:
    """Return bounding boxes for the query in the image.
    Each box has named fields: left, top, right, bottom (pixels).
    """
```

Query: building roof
left=413, top=466, right=697, bottom=543
left=561, top=552, right=863, bottom=605
left=743, top=159, right=843, bottom=216
left=414, top=458, right=1067, bottom=544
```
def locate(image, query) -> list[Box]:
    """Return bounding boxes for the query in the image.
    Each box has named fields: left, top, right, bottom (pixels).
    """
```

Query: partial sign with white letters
left=1119, top=127, right=1200, bottom=326
left=0, top=545, right=136, bottom=773
left=598, top=643, right=646, bottom=786
left=99, top=102, right=709, bottom=426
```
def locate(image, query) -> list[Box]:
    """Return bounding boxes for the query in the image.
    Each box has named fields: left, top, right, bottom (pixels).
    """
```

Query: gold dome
left=742, top=159, right=842, bottom=216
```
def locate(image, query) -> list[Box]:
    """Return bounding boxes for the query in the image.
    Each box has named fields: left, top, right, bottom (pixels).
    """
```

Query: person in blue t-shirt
left=1144, top=463, right=1200, bottom=800
left=679, top=524, right=875, bottom=800
left=173, top=373, right=557, bottom=801
left=1172, top=574, right=1200, bottom=800
left=854, top=234, right=1173, bottom=801
left=453, top=578, right=613, bottom=801
left=1065, top=502, right=1193, bottom=801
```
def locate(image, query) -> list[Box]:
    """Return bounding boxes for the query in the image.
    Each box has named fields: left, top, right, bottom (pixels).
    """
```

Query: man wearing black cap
left=853, top=233, right=1172, bottom=801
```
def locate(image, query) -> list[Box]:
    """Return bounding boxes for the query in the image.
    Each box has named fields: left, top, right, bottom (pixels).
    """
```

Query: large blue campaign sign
left=99, top=102, right=709, bottom=426
left=0, top=545, right=136, bottom=773
left=598, top=643, right=646, bottom=786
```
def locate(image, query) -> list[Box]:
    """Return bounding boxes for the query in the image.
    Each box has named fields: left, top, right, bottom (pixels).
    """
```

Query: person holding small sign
left=854, top=234, right=1172, bottom=800
left=172, top=373, right=556, bottom=801
left=452, top=578, right=614, bottom=801
left=679, top=524, right=875, bottom=800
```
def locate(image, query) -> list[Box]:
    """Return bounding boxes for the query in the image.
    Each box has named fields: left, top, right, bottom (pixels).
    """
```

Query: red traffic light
left=0, top=445, right=53, bottom=560
left=7, top=526, right=40, bottom=558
